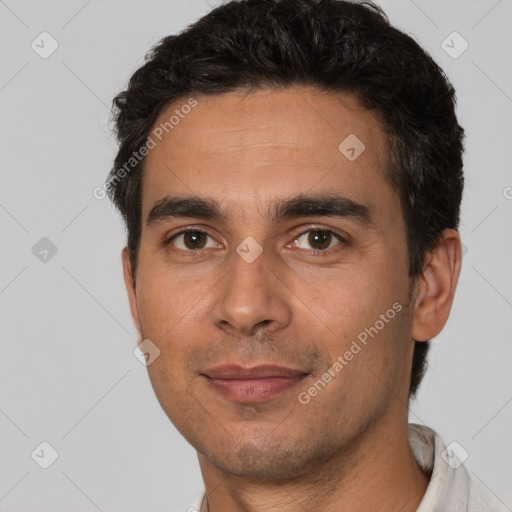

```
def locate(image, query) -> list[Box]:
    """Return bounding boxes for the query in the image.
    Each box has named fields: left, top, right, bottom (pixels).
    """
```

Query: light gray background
left=1, top=1, right=511, bottom=511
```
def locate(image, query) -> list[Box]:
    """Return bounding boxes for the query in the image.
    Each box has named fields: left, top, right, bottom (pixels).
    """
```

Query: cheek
left=137, top=271, right=203, bottom=429
left=295, top=262, right=411, bottom=387
left=135, top=257, right=211, bottom=341
left=301, top=300, right=411, bottom=424
left=134, top=257, right=215, bottom=381
left=291, top=260, right=396, bottom=336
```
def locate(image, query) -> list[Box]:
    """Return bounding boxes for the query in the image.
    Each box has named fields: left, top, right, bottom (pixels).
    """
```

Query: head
left=107, top=0, right=463, bottom=479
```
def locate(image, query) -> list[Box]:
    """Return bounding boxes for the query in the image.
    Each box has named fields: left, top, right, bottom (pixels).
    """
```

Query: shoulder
left=409, top=423, right=510, bottom=512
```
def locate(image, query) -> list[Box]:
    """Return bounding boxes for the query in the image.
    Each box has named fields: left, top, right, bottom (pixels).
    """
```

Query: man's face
left=124, top=87, right=417, bottom=478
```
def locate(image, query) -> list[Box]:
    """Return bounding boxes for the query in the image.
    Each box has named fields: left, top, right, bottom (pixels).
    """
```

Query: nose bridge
left=211, top=238, right=291, bottom=335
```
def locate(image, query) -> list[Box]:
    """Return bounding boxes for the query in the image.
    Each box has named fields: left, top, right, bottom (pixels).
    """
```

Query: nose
left=210, top=246, right=292, bottom=337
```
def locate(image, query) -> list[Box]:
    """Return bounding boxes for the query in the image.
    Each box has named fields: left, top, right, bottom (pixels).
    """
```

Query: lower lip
left=205, top=375, right=306, bottom=403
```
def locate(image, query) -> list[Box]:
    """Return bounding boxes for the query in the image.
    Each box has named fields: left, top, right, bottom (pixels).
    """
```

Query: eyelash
left=162, top=226, right=348, bottom=258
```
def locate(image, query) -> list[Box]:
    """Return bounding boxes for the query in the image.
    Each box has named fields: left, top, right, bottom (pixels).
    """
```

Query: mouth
left=201, top=364, right=309, bottom=403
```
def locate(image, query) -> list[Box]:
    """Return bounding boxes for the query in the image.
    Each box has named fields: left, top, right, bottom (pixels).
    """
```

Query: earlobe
left=410, top=229, right=462, bottom=342
left=122, top=247, right=142, bottom=337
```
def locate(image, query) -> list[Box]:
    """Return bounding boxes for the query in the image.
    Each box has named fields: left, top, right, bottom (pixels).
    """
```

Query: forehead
left=141, top=86, right=395, bottom=223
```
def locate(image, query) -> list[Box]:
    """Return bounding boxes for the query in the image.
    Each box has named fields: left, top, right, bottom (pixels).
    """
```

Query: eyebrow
left=146, top=193, right=373, bottom=228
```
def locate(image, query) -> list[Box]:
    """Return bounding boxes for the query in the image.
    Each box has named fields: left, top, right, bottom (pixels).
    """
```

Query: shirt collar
left=408, top=423, right=502, bottom=512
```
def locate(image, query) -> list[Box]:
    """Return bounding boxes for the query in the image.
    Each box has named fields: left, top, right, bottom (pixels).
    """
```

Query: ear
left=122, top=246, right=142, bottom=338
left=410, top=229, right=462, bottom=342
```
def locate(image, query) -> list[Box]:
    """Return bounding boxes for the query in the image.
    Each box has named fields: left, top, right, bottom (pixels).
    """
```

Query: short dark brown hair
left=107, top=0, right=465, bottom=398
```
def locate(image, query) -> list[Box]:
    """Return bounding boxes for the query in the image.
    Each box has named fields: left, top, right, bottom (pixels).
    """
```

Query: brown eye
left=166, top=230, right=217, bottom=251
left=293, top=229, right=343, bottom=252
left=182, top=231, right=207, bottom=250
left=308, top=230, right=332, bottom=250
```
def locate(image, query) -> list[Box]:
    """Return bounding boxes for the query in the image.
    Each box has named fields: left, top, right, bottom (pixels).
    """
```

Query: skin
left=122, top=86, right=461, bottom=512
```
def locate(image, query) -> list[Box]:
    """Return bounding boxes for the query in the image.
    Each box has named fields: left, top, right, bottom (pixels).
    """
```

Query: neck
left=197, top=417, right=429, bottom=512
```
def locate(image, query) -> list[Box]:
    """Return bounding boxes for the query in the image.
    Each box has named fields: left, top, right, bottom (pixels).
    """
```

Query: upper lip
left=202, top=364, right=308, bottom=380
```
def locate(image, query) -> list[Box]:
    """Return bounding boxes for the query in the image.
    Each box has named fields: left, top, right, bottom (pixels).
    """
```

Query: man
left=106, top=0, right=507, bottom=510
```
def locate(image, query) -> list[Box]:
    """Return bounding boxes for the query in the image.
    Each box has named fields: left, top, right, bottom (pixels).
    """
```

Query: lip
left=201, top=364, right=308, bottom=403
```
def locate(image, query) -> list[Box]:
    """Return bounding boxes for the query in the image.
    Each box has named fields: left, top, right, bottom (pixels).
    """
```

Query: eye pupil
left=309, top=230, right=331, bottom=250
left=184, top=231, right=206, bottom=249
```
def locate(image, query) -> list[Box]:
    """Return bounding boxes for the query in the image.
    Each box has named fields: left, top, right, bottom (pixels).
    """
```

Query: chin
left=198, top=427, right=339, bottom=481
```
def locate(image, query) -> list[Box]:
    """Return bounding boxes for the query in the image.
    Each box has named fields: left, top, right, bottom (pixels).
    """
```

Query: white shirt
left=186, top=423, right=509, bottom=511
